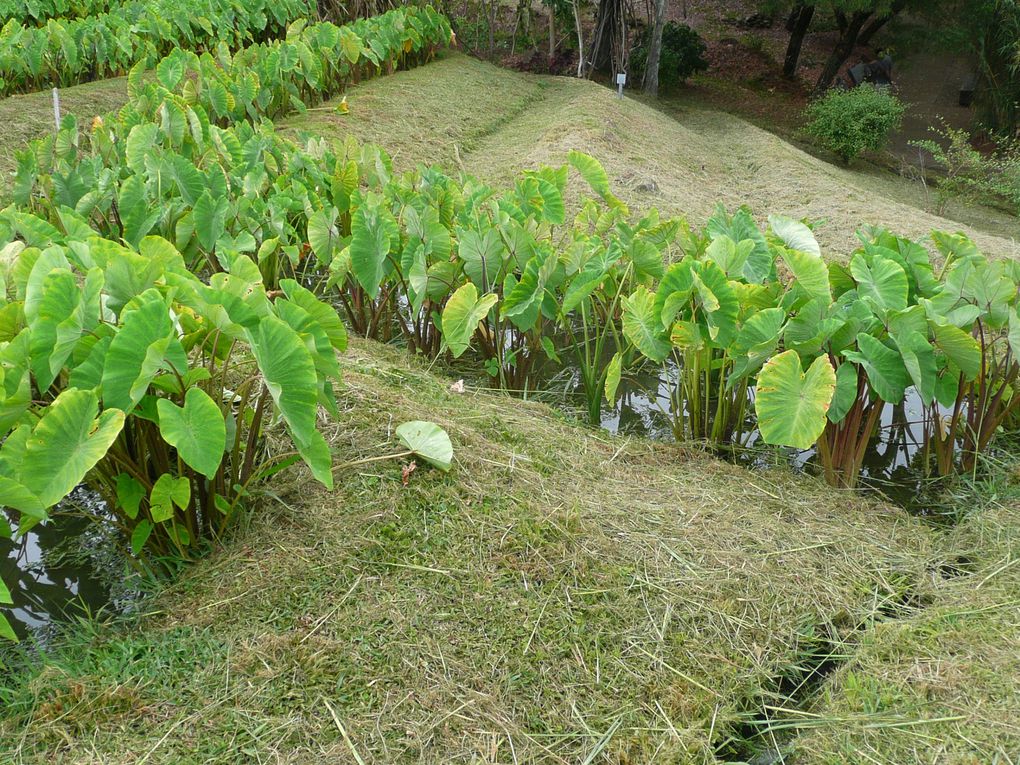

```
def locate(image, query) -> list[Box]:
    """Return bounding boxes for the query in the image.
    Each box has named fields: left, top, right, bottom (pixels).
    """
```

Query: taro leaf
left=707, top=235, right=754, bottom=279
left=781, top=247, right=831, bottom=303
left=149, top=474, right=190, bottom=524
left=307, top=207, right=341, bottom=264
left=193, top=190, right=228, bottom=252
left=131, top=519, right=154, bottom=555
left=828, top=362, right=859, bottom=424
left=280, top=279, right=348, bottom=353
left=350, top=197, right=399, bottom=298
left=850, top=252, right=908, bottom=315
left=604, top=351, right=623, bottom=405
left=561, top=256, right=611, bottom=314
left=630, top=239, right=665, bottom=281
left=396, top=421, right=453, bottom=472
left=157, top=388, right=226, bottom=480
left=843, top=333, right=909, bottom=404
left=755, top=350, right=835, bottom=450
left=622, top=286, right=671, bottom=363
left=535, top=177, right=565, bottom=225
left=930, top=321, right=981, bottom=381
left=19, top=388, right=125, bottom=510
left=116, top=473, right=146, bottom=520
left=655, top=258, right=695, bottom=329
left=568, top=150, right=611, bottom=199
left=458, top=227, right=503, bottom=290
left=670, top=320, right=705, bottom=352
left=769, top=215, right=821, bottom=258
left=892, top=330, right=937, bottom=406
left=728, top=306, right=786, bottom=383
left=249, top=315, right=320, bottom=458
left=441, top=283, right=498, bottom=358
left=693, top=261, right=739, bottom=347
left=1009, top=310, right=1020, bottom=363
left=102, top=291, right=187, bottom=413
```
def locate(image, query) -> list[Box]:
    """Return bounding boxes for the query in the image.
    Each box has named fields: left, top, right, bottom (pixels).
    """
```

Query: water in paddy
left=1, top=487, right=126, bottom=642
left=542, top=357, right=946, bottom=517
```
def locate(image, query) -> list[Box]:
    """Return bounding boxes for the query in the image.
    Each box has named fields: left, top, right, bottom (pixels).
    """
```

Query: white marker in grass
left=616, top=72, right=626, bottom=99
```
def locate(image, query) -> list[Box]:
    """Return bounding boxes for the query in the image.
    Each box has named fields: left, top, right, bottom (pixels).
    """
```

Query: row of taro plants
left=14, top=82, right=1020, bottom=492
left=0, top=7, right=454, bottom=641
left=320, top=157, right=1019, bottom=489
left=0, top=0, right=401, bottom=96
left=0, top=0, right=121, bottom=26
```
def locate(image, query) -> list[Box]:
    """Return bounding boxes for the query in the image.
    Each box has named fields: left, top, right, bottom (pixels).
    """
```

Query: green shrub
left=912, top=121, right=1020, bottom=215
left=805, top=85, right=905, bottom=164
left=631, top=22, right=708, bottom=86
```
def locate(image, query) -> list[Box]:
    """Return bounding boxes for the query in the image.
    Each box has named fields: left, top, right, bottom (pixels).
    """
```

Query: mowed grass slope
left=285, top=53, right=1018, bottom=260
left=792, top=453, right=1020, bottom=764
left=0, top=342, right=935, bottom=763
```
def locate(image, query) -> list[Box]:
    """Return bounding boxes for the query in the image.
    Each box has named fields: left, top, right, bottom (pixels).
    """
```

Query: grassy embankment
left=0, top=52, right=1018, bottom=764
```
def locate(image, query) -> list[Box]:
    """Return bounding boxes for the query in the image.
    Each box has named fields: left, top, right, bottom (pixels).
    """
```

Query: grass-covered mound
left=0, top=341, right=934, bottom=763
left=790, top=453, right=1020, bottom=764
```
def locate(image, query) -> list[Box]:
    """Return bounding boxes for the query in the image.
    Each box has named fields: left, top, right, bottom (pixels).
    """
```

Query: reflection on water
left=543, top=357, right=947, bottom=517
left=1, top=487, right=124, bottom=642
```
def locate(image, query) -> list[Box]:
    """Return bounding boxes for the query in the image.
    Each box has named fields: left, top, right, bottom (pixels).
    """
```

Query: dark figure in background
left=847, top=52, right=894, bottom=88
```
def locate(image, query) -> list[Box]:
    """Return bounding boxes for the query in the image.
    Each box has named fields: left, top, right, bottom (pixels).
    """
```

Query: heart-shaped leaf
left=396, top=421, right=453, bottom=472
left=755, top=350, right=836, bottom=450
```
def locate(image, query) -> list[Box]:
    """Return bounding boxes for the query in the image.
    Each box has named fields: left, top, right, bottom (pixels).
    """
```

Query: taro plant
left=0, top=224, right=345, bottom=638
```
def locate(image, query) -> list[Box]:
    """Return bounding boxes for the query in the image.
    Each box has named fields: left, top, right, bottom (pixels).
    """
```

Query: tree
left=643, top=0, right=669, bottom=95
left=783, top=3, right=815, bottom=78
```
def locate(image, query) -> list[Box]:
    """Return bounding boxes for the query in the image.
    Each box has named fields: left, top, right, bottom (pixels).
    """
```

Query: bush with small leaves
left=805, top=85, right=905, bottom=165
left=630, top=22, right=708, bottom=87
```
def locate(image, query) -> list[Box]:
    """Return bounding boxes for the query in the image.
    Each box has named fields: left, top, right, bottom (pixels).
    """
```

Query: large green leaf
left=930, top=321, right=981, bottom=381
left=850, top=252, right=908, bottom=315
left=604, top=352, right=623, bottom=404
left=349, top=197, right=398, bottom=298
left=157, top=388, right=226, bottom=480
left=755, top=350, right=835, bottom=450
left=568, top=150, right=611, bottom=199
left=102, top=290, right=187, bottom=413
left=728, top=306, right=786, bottom=383
left=769, top=215, right=821, bottom=258
left=149, top=473, right=191, bottom=524
left=18, top=388, right=125, bottom=509
left=842, top=333, right=909, bottom=404
left=193, top=190, right=228, bottom=251
left=892, top=330, right=937, bottom=406
left=441, top=283, right=498, bottom=358
left=828, top=362, right=859, bottom=424
left=457, top=227, right=503, bottom=289
left=781, top=247, right=831, bottom=303
left=396, top=420, right=453, bottom=472
left=622, top=286, right=671, bottom=363
left=249, top=315, right=320, bottom=454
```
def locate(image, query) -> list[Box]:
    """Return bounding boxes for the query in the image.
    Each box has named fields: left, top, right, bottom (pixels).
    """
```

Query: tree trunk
left=782, top=4, right=815, bottom=80
left=573, top=0, right=585, bottom=78
left=591, top=0, right=622, bottom=73
left=643, top=0, right=669, bottom=96
left=813, top=10, right=871, bottom=95
left=858, top=0, right=905, bottom=46
left=548, top=3, right=555, bottom=64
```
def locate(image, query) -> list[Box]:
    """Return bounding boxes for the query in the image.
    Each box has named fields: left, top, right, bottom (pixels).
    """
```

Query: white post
left=52, top=88, right=60, bottom=130
left=616, top=72, right=626, bottom=98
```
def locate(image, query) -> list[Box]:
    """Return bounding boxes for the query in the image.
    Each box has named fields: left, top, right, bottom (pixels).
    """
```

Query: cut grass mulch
left=0, top=341, right=935, bottom=763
